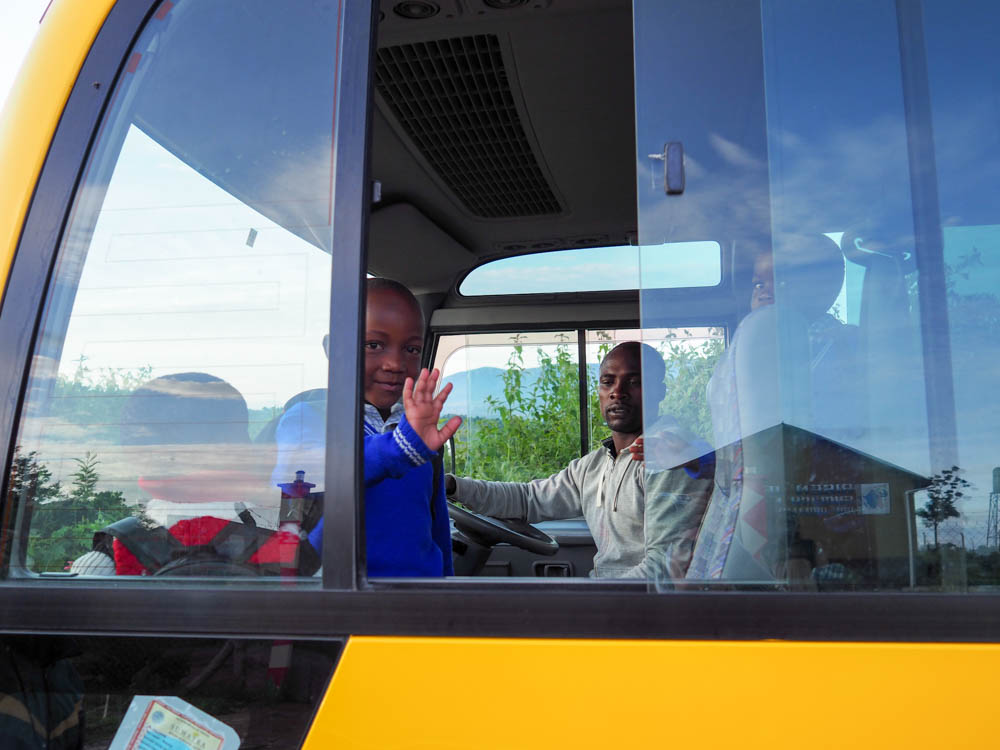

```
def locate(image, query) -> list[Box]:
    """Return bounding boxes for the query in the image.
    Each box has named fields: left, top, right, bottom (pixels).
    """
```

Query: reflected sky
left=460, top=241, right=720, bottom=296
left=44, top=127, right=332, bottom=411
left=635, top=0, right=1000, bottom=541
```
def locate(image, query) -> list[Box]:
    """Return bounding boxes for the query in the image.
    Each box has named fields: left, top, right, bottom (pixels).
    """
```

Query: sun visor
left=129, top=1, right=337, bottom=252
left=368, top=203, right=474, bottom=293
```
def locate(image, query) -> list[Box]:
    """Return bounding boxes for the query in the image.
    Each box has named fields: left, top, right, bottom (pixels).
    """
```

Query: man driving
left=446, top=341, right=713, bottom=579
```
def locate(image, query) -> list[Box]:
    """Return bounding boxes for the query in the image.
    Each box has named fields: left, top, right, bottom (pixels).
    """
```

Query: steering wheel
left=448, top=502, right=559, bottom=556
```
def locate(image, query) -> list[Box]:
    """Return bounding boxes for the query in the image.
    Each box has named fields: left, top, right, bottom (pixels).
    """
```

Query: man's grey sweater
left=452, top=437, right=712, bottom=580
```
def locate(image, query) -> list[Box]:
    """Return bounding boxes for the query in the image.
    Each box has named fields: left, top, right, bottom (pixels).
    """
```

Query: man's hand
left=402, top=368, right=463, bottom=453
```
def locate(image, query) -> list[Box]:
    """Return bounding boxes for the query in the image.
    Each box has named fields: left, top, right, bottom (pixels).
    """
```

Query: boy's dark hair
left=366, top=277, right=424, bottom=326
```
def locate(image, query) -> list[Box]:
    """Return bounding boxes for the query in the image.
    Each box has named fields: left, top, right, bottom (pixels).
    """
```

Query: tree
left=67, top=452, right=100, bottom=504
left=49, top=364, right=154, bottom=442
left=24, top=452, right=141, bottom=572
left=450, top=329, right=724, bottom=483
left=657, top=330, right=723, bottom=442
left=9, top=449, right=62, bottom=502
left=456, top=335, right=586, bottom=482
left=916, top=465, right=970, bottom=547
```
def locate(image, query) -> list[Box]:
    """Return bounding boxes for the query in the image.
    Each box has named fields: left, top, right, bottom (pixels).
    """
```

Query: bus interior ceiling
left=366, top=0, right=761, bottom=339
left=368, top=0, right=644, bottom=314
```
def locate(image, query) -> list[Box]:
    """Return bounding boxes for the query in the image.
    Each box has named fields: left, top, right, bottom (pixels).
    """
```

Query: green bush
left=16, top=451, right=145, bottom=573
left=450, top=331, right=723, bottom=482
left=453, top=336, right=589, bottom=482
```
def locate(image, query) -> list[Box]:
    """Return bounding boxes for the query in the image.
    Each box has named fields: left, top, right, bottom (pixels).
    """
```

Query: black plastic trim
left=2, top=586, right=1000, bottom=642
left=576, top=329, right=589, bottom=456
left=430, top=318, right=724, bottom=338
left=323, top=0, right=377, bottom=590
left=431, top=320, right=639, bottom=336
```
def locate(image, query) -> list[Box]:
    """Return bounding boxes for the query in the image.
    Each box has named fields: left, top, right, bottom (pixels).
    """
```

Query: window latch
left=647, top=142, right=685, bottom=195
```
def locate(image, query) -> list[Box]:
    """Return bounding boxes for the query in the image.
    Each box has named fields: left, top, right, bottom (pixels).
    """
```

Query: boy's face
left=364, top=288, right=424, bottom=412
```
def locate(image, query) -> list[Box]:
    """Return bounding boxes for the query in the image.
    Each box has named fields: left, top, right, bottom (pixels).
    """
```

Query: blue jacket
left=306, top=411, right=453, bottom=577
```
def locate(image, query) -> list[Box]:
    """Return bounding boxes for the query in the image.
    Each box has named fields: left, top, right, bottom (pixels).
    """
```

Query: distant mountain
left=440, top=367, right=506, bottom=418
left=441, top=364, right=599, bottom=418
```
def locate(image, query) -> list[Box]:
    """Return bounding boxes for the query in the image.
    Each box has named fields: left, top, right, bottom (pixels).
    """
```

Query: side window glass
left=923, top=2, right=1000, bottom=582
left=9, top=0, right=339, bottom=582
left=635, top=0, right=1000, bottom=591
left=435, top=332, right=581, bottom=482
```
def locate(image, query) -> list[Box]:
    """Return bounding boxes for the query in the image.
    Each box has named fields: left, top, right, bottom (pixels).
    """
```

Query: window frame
left=0, top=0, right=997, bottom=645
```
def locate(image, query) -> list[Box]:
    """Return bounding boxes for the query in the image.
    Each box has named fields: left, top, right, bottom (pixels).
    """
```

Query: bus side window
left=8, top=0, right=341, bottom=583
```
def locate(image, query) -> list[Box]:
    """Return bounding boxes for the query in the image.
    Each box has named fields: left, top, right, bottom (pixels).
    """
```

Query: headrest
left=120, top=372, right=250, bottom=446
left=772, top=233, right=845, bottom=320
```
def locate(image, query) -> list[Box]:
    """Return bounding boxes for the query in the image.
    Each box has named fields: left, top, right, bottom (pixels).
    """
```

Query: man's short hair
left=602, top=341, right=667, bottom=404
left=603, top=341, right=665, bottom=382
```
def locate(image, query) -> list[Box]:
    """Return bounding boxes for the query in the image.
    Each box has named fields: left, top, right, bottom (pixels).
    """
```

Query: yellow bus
left=1, top=0, right=998, bottom=747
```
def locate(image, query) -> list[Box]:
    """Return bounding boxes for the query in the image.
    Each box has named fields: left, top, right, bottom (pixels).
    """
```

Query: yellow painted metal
left=305, top=635, right=998, bottom=749
left=0, top=0, right=117, bottom=296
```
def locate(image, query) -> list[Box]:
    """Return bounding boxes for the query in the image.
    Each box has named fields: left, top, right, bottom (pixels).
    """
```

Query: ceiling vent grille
left=375, top=34, right=561, bottom=219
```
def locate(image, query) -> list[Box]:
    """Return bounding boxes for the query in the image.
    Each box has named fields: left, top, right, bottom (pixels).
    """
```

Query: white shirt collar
left=363, top=401, right=404, bottom=435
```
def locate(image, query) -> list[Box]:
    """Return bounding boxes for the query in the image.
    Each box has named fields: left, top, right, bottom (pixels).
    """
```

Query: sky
left=37, top=126, right=333, bottom=410
left=460, top=241, right=722, bottom=296
left=0, top=1, right=49, bottom=113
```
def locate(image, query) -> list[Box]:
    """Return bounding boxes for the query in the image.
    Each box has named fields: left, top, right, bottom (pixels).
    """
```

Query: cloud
left=709, top=133, right=765, bottom=170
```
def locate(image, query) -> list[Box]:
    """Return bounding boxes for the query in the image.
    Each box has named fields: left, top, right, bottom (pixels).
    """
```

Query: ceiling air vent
left=375, top=34, right=562, bottom=219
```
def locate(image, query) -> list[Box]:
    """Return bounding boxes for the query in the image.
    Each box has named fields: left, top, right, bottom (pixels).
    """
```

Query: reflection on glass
left=0, top=635, right=340, bottom=748
left=10, top=0, right=337, bottom=582
left=635, top=0, right=1000, bottom=591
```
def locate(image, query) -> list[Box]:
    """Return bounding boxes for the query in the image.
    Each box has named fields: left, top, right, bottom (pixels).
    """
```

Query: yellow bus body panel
left=0, top=0, right=116, bottom=295
left=306, top=635, right=997, bottom=749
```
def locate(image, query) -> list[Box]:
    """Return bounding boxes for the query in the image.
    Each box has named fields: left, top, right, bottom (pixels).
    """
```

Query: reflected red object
left=113, top=516, right=299, bottom=575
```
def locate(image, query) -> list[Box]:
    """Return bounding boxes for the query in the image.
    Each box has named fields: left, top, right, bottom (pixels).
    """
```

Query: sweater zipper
left=600, top=450, right=631, bottom=512
left=611, top=460, right=630, bottom=511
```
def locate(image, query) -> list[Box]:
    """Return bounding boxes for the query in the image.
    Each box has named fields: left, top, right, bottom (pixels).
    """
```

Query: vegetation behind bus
left=450, top=331, right=723, bottom=483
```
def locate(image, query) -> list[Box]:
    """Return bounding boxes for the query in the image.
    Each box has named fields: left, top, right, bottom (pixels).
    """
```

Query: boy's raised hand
left=402, top=368, right=462, bottom=453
